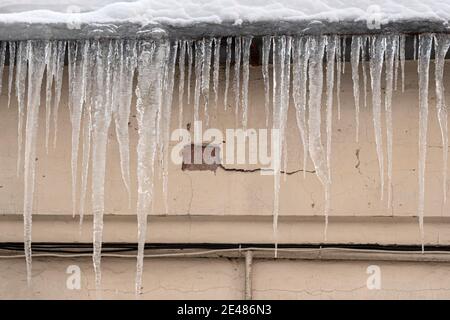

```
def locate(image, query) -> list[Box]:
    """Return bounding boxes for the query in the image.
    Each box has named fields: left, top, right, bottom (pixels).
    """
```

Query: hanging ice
left=15, top=41, right=27, bottom=177
left=292, top=37, right=310, bottom=178
left=369, top=35, right=386, bottom=200
left=385, top=35, right=399, bottom=209
left=52, top=41, right=66, bottom=148
left=23, top=40, right=47, bottom=285
left=113, top=40, right=137, bottom=206
left=325, top=36, right=337, bottom=179
left=434, top=34, right=450, bottom=203
left=271, top=36, right=291, bottom=257
left=234, top=37, right=242, bottom=124
left=241, top=36, right=252, bottom=129
left=417, top=34, right=433, bottom=253
left=224, top=37, right=232, bottom=111
left=336, top=38, right=342, bottom=120
left=91, top=40, right=114, bottom=288
left=262, top=36, right=271, bottom=126
left=178, top=40, right=186, bottom=129
left=213, top=38, right=221, bottom=110
left=135, top=40, right=169, bottom=295
left=186, top=40, right=193, bottom=105
left=351, top=36, right=361, bottom=142
left=68, top=40, right=90, bottom=218
left=307, top=36, right=331, bottom=241
left=7, top=41, right=16, bottom=108
left=160, top=42, right=178, bottom=214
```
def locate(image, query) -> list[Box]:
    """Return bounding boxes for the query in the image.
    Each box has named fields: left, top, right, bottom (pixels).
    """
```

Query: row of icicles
left=2, top=33, right=448, bottom=294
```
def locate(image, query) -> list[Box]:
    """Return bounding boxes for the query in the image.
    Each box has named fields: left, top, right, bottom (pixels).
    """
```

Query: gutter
left=0, top=19, right=449, bottom=41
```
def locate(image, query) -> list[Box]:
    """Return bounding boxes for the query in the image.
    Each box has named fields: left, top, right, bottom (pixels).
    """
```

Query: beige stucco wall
left=1, top=59, right=450, bottom=299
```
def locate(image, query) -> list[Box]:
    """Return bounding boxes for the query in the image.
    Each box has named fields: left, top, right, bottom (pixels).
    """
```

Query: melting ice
left=5, top=33, right=449, bottom=293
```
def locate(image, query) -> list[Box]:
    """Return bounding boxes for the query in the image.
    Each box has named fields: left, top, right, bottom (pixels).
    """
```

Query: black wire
left=1, top=242, right=450, bottom=254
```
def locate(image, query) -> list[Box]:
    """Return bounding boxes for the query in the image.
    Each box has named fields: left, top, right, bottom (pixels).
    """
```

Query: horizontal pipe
left=2, top=245, right=450, bottom=263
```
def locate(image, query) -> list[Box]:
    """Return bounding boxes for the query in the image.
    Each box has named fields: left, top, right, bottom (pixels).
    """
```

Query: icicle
left=0, top=42, right=6, bottom=95
left=361, top=36, right=368, bottom=109
left=342, top=36, right=346, bottom=74
left=434, top=34, right=450, bottom=204
left=325, top=36, right=337, bottom=179
left=52, top=41, right=66, bottom=148
left=385, top=35, right=398, bottom=209
left=15, top=41, right=27, bottom=176
left=413, top=35, right=417, bottom=61
left=202, top=38, right=212, bottom=126
left=161, top=42, right=178, bottom=214
left=241, top=36, right=252, bottom=129
left=417, top=34, right=433, bottom=253
left=23, top=40, right=47, bottom=285
left=91, top=40, right=114, bottom=289
left=79, top=40, right=96, bottom=228
left=292, top=37, right=310, bottom=178
left=281, top=37, right=292, bottom=182
left=307, top=36, right=330, bottom=241
left=336, top=37, right=342, bottom=120
left=213, top=37, right=221, bottom=110
left=7, top=41, right=16, bottom=108
left=178, top=40, right=186, bottom=129
left=400, top=35, right=406, bottom=92
left=68, top=41, right=89, bottom=218
left=135, top=40, right=169, bottom=295
left=262, top=36, right=271, bottom=126
left=224, top=37, right=232, bottom=111
left=44, top=41, right=55, bottom=153
left=271, top=36, right=291, bottom=257
left=113, top=40, right=136, bottom=206
left=369, top=35, right=386, bottom=200
left=234, top=37, right=242, bottom=123
left=351, top=36, right=361, bottom=142
left=193, top=39, right=204, bottom=130
left=394, top=35, right=400, bottom=91
left=186, top=40, right=193, bottom=105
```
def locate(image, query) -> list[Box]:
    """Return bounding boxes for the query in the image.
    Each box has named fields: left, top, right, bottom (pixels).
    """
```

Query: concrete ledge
left=1, top=214, right=450, bottom=245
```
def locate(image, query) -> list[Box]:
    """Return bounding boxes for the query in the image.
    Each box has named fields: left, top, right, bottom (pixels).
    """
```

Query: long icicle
left=385, top=35, right=398, bottom=210
left=91, top=40, right=114, bottom=289
left=161, top=42, right=178, bottom=214
left=114, top=40, right=136, bottom=206
left=241, top=36, right=252, bottom=129
left=369, top=35, right=386, bottom=201
left=417, top=34, right=433, bottom=253
left=52, top=41, right=66, bottom=149
left=434, top=34, right=450, bottom=203
left=23, top=40, right=47, bottom=285
left=262, top=36, right=271, bottom=126
left=178, top=40, right=186, bottom=129
left=15, top=41, right=27, bottom=177
left=326, top=36, right=337, bottom=179
left=224, top=37, right=232, bottom=111
left=135, top=40, right=169, bottom=295
left=213, top=37, right=221, bottom=110
left=351, top=36, right=361, bottom=142
left=7, top=41, right=16, bottom=108
left=307, top=36, right=331, bottom=241
left=292, top=37, right=310, bottom=178
left=234, top=37, right=242, bottom=124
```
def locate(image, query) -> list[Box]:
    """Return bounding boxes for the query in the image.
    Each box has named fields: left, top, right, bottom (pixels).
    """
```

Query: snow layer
left=0, top=0, right=449, bottom=26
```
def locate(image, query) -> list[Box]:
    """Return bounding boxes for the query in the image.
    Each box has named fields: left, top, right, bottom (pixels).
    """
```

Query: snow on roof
left=0, top=0, right=449, bottom=26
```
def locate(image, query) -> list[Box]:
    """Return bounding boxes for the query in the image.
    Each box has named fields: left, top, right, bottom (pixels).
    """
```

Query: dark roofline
left=0, top=19, right=449, bottom=41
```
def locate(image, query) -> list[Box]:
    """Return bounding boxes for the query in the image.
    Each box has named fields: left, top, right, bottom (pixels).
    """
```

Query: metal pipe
left=244, top=250, right=253, bottom=300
